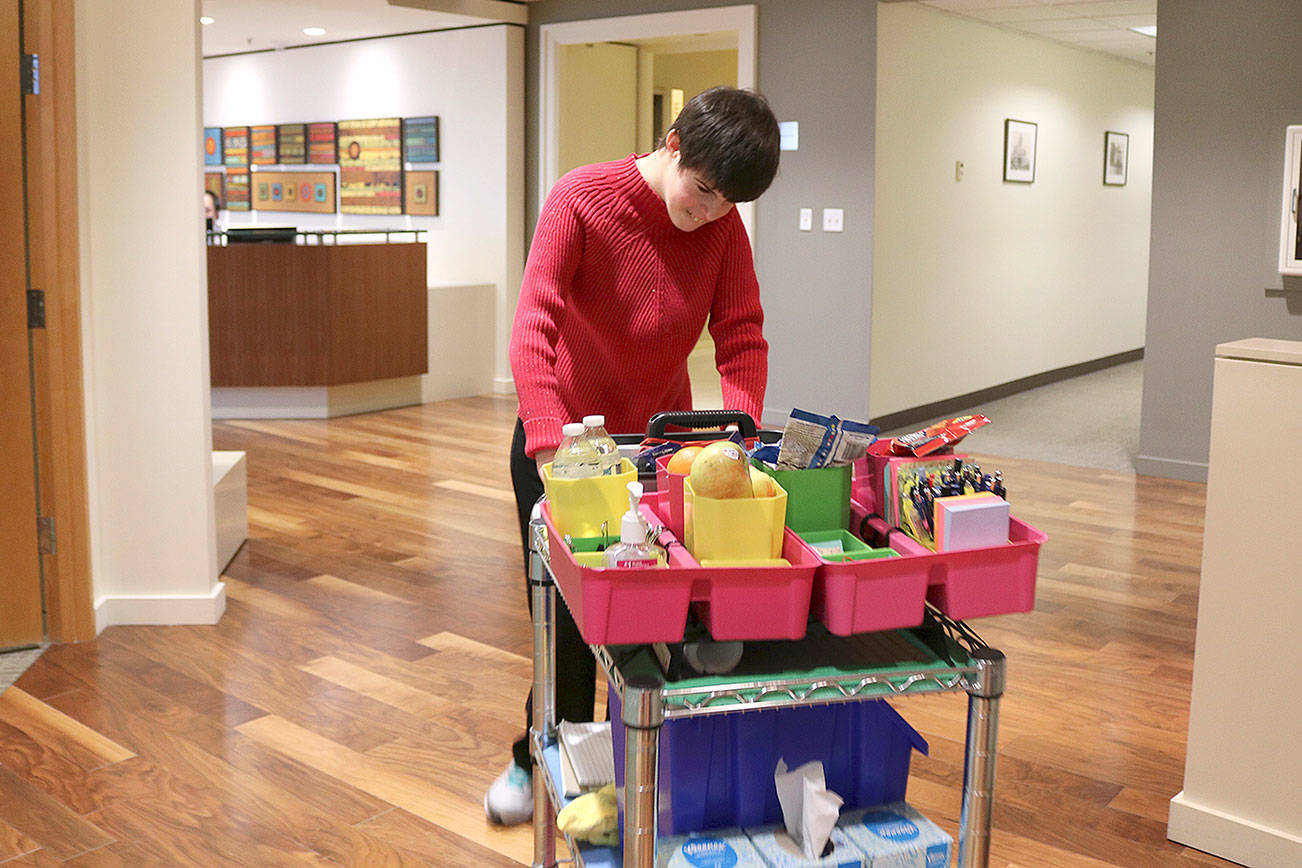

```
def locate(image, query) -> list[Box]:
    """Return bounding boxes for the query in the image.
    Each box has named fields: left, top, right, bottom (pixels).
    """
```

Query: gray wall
left=527, top=0, right=877, bottom=429
left=1138, top=0, right=1302, bottom=480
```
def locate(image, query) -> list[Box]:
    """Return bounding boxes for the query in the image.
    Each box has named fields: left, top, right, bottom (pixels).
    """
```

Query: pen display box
left=541, top=457, right=638, bottom=538
left=610, top=693, right=927, bottom=835
left=543, top=497, right=818, bottom=644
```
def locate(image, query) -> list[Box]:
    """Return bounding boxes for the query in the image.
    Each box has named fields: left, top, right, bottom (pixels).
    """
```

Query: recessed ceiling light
left=200, top=16, right=214, bottom=25
left=1130, top=25, right=1157, bottom=37
left=303, top=26, right=326, bottom=37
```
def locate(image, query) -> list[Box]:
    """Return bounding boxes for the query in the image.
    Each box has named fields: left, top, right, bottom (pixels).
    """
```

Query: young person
left=486, top=86, right=781, bottom=825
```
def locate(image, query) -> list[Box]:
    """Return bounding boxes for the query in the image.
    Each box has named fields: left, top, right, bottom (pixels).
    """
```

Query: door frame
left=22, top=0, right=94, bottom=642
left=538, top=4, right=757, bottom=239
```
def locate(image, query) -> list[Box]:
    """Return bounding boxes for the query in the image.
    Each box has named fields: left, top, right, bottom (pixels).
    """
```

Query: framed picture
left=277, top=123, right=307, bottom=165
left=338, top=117, right=403, bottom=214
left=203, top=127, right=223, bottom=166
left=1281, top=125, right=1302, bottom=276
left=1104, top=131, right=1128, bottom=186
left=250, top=124, right=278, bottom=165
left=404, top=170, right=438, bottom=216
left=1003, top=118, right=1037, bottom=183
left=224, top=171, right=251, bottom=211
left=204, top=171, right=224, bottom=203
left=307, top=122, right=337, bottom=164
left=252, top=170, right=336, bottom=214
left=222, top=126, right=249, bottom=169
left=403, top=116, right=440, bottom=163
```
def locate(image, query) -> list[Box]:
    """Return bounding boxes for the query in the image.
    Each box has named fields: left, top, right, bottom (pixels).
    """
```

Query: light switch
left=822, top=208, right=844, bottom=232
left=799, top=208, right=812, bottom=231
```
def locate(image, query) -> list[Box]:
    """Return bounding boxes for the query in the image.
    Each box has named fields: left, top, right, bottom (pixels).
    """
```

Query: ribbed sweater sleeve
left=509, top=156, right=768, bottom=457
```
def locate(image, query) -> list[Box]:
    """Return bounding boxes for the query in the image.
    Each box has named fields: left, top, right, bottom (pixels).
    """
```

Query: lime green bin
left=753, top=462, right=852, bottom=532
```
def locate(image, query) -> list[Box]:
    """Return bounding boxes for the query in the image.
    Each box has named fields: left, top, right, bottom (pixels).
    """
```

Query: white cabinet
left=1168, top=338, right=1302, bottom=866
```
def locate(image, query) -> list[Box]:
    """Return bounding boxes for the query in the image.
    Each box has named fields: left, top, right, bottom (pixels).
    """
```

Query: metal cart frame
left=527, top=514, right=1005, bottom=868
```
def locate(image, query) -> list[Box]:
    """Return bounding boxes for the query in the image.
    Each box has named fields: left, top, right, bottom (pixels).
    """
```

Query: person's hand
left=535, top=448, right=556, bottom=481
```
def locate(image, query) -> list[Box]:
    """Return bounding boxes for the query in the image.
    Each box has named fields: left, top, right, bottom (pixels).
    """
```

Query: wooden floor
left=0, top=395, right=1241, bottom=866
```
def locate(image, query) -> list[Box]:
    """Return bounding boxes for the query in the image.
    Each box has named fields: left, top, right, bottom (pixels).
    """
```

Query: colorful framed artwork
left=337, top=117, right=403, bottom=214
left=1103, top=130, right=1128, bottom=186
left=250, top=124, right=278, bottom=165
left=404, top=170, right=438, bottom=216
left=277, top=123, right=307, bottom=165
left=223, top=126, right=249, bottom=169
left=1002, top=118, right=1037, bottom=183
left=224, top=171, right=251, bottom=211
left=204, top=171, right=224, bottom=203
left=203, top=127, right=223, bottom=166
left=403, top=116, right=440, bottom=163
left=252, top=170, right=336, bottom=214
left=307, top=122, right=337, bottom=164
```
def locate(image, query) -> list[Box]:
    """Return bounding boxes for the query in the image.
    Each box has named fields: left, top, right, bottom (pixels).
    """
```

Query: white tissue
left=774, top=758, right=844, bottom=860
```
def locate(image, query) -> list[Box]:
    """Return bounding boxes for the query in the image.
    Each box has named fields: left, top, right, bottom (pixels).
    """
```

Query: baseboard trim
left=1168, top=790, right=1302, bottom=865
left=872, top=348, right=1144, bottom=433
left=493, top=376, right=516, bottom=395
left=1133, top=454, right=1209, bottom=483
left=94, top=583, right=227, bottom=633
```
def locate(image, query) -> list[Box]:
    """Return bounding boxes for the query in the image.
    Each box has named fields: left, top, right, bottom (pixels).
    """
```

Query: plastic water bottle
left=551, top=422, right=602, bottom=479
left=583, top=414, right=621, bottom=475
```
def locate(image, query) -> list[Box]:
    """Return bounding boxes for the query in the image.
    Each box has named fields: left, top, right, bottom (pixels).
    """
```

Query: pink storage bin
left=849, top=499, right=1045, bottom=621
left=543, top=497, right=820, bottom=644
left=797, top=533, right=931, bottom=636
left=544, top=501, right=697, bottom=644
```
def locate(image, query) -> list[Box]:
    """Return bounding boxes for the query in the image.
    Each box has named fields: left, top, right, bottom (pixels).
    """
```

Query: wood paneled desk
left=207, top=237, right=428, bottom=417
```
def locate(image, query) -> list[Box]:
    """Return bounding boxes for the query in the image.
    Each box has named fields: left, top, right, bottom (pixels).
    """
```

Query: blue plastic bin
left=609, top=687, right=928, bottom=835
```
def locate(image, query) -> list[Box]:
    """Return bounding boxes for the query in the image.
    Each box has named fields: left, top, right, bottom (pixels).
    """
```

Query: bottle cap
left=583, top=414, right=606, bottom=427
left=561, top=422, right=585, bottom=437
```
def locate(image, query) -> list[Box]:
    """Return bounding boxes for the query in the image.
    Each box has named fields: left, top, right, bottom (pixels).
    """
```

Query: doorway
left=1, top=0, right=45, bottom=649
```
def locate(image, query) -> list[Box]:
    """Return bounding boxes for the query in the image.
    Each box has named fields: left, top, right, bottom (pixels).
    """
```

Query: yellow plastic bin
left=542, top=458, right=638, bottom=539
left=683, top=477, right=787, bottom=561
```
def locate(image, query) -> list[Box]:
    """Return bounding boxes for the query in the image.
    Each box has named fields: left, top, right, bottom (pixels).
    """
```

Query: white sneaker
left=484, top=761, right=532, bottom=825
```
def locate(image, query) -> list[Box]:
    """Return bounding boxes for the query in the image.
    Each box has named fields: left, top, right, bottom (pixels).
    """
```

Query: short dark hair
left=205, top=189, right=222, bottom=210
left=668, top=86, right=780, bottom=203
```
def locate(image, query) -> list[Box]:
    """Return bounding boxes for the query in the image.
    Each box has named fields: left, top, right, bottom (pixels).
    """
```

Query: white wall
left=77, top=0, right=224, bottom=628
left=203, top=26, right=525, bottom=395
left=870, top=3, right=1154, bottom=418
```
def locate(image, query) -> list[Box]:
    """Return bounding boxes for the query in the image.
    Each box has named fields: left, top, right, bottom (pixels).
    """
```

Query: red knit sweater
left=509, top=155, right=768, bottom=456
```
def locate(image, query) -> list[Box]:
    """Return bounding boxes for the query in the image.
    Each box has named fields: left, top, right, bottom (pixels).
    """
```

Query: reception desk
left=207, top=240, right=428, bottom=417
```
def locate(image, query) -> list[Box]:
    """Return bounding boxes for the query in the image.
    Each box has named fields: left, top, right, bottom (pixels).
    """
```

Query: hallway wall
left=1139, top=1, right=1302, bottom=481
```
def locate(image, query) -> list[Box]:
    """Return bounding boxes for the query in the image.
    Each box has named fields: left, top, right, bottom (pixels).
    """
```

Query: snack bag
left=890, top=415, right=990, bottom=457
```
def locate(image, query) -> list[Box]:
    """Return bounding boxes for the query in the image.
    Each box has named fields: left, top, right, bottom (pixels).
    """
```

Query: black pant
left=510, top=419, right=597, bottom=770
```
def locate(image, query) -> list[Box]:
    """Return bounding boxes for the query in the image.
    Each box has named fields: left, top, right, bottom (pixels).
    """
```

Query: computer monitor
left=225, top=226, right=298, bottom=244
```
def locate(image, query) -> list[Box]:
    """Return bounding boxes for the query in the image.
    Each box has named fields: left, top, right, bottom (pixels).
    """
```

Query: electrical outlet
left=822, top=208, right=844, bottom=232
left=799, top=208, right=812, bottom=231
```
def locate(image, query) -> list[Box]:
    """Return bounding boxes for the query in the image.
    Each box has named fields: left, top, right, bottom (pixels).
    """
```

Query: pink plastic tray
left=848, top=499, right=1045, bottom=621
left=797, top=533, right=931, bottom=636
left=653, top=453, right=688, bottom=540
left=542, top=495, right=819, bottom=644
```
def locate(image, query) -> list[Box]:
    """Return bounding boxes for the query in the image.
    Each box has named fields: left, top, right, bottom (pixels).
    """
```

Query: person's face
left=204, top=192, right=218, bottom=221
left=662, top=131, right=734, bottom=232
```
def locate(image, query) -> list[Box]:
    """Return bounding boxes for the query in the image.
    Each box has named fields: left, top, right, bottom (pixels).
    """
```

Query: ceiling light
left=303, top=26, right=326, bottom=37
left=200, top=16, right=214, bottom=25
left=1130, top=25, right=1156, bottom=37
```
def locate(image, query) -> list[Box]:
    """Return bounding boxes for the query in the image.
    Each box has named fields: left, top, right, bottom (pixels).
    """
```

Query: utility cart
left=526, top=513, right=1008, bottom=868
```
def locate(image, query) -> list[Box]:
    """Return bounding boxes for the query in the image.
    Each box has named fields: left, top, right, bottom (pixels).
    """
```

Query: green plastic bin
left=754, top=462, right=852, bottom=532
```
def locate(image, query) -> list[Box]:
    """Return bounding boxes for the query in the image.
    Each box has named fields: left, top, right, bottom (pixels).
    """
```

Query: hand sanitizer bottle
left=603, top=481, right=664, bottom=568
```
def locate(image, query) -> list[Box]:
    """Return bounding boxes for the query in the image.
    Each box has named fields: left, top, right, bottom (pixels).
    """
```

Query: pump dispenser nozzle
left=620, top=481, right=646, bottom=545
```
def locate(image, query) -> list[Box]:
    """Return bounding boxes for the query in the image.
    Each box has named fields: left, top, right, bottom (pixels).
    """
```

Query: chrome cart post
left=958, top=647, right=1005, bottom=868
left=529, top=514, right=558, bottom=868
left=621, top=674, right=664, bottom=868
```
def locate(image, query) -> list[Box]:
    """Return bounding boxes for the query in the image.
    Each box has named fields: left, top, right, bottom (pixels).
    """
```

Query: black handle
left=646, top=410, right=758, bottom=439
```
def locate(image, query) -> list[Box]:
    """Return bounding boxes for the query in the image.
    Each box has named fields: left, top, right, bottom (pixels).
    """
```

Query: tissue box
left=837, top=803, right=952, bottom=868
left=745, top=825, right=867, bottom=868
left=658, top=827, right=768, bottom=868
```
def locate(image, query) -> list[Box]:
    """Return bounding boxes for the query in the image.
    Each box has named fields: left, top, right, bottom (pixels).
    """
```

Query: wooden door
left=0, top=0, right=45, bottom=648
